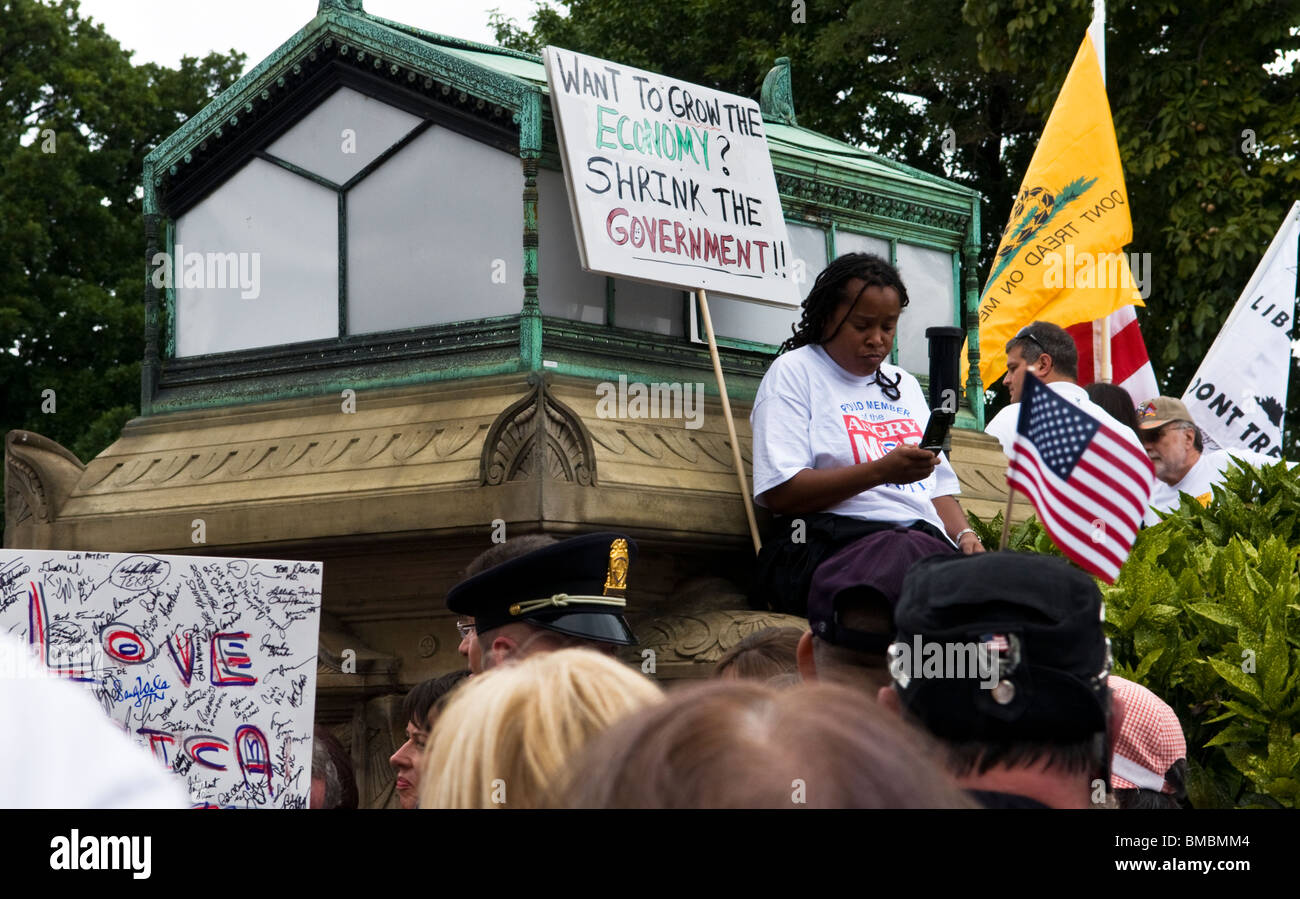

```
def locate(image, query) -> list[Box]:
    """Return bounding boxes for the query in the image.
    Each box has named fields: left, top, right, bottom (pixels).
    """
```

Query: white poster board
left=0, top=548, right=323, bottom=809
left=544, top=47, right=799, bottom=307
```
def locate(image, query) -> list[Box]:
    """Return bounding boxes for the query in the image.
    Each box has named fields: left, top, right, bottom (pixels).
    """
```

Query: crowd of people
left=361, top=252, right=1217, bottom=810
left=366, top=531, right=1188, bottom=809
left=4, top=252, right=1240, bottom=809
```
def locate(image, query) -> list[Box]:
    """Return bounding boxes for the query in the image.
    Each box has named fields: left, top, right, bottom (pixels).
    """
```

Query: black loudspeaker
left=925, top=326, right=966, bottom=413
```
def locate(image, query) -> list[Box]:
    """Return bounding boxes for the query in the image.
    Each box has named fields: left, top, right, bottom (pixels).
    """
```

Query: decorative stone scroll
left=480, top=376, right=596, bottom=486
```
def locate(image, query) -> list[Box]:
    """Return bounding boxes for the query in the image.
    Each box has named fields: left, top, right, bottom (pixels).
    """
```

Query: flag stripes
left=1067, top=305, right=1160, bottom=408
left=1007, top=373, right=1154, bottom=583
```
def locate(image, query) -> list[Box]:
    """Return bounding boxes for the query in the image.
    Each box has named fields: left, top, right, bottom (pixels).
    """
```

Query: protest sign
left=543, top=47, right=799, bottom=307
left=0, top=548, right=322, bottom=809
left=1182, top=201, right=1300, bottom=458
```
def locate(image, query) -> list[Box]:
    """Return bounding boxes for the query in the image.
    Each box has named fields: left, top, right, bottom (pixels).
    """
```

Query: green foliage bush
left=968, top=461, right=1300, bottom=808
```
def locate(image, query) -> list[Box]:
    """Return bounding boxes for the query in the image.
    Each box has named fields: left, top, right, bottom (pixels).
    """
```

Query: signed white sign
left=0, top=548, right=322, bottom=809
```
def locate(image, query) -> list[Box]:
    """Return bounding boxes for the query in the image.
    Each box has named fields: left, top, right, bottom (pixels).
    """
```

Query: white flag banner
left=1183, top=201, right=1300, bottom=459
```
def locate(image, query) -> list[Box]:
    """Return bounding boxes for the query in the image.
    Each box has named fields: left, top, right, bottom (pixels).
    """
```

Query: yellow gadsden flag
left=965, top=33, right=1143, bottom=393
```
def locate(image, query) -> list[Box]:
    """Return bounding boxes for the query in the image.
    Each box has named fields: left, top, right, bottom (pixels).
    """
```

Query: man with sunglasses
left=984, top=321, right=1144, bottom=458
left=1137, top=397, right=1278, bottom=526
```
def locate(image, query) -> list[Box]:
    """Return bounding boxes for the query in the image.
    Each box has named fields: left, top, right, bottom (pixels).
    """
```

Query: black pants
left=750, top=512, right=953, bottom=616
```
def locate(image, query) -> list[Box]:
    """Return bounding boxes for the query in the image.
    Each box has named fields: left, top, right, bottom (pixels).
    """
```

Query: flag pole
left=1089, top=0, right=1114, bottom=384
left=697, top=288, right=762, bottom=554
left=1000, top=425, right=1018, bottom=549
left=999, top=490, right=1015, bottom=550
left=1099, top=319, right=1112, bottom=383
left=1088, top=0, right=1106, bottom=83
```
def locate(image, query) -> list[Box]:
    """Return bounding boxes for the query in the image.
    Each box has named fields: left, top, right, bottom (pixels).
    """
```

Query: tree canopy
left=495, top=0, right=1300, bottom=450
left=0, top=0, right=244, bottom=538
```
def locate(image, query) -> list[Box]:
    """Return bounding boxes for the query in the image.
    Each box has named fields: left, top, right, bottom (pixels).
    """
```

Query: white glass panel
left=787, top=221, right=829, bottom=300
left=539, top=167, right=606, bottom=324
left=700, top=221, right=824, bottom=345
left=266, top=86, right=421, bottom=185
left=895, top=242, right=957, bottom=374
left=701, top=293, right=801, bottom=346
left=175, top=158, right=338, bottom=357
left=613, top=279, right=684, bottom=337
left=348, top=126, right=524, bottom=334
left=835, top=229, right=891, bottom=262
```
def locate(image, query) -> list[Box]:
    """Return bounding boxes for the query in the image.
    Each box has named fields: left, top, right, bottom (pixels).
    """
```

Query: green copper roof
left=765, top=122, right=980, bottom=199
left=434, top=44, right=548, bottom=85
left=363, top=14, right=546, bottom=85
left=146, top=2, right=976, bottom=211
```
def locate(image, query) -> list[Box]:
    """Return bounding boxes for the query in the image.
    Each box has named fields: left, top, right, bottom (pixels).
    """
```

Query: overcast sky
left=76, top=0, right=547, bottom=71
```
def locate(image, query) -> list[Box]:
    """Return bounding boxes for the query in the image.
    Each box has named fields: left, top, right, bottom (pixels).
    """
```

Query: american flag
left=1007, top=373, right=1154, bottom=583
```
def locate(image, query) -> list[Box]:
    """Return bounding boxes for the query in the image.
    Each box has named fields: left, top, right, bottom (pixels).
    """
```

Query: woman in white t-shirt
left=750, top=253, right=982, bottom=613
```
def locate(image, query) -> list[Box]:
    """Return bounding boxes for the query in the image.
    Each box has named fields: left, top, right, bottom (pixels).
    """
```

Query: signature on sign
left=112, top=674, right=171, bottom=708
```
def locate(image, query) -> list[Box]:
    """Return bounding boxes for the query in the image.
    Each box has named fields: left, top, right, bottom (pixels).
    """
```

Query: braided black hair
left=780, top=253, right=910, bottom=399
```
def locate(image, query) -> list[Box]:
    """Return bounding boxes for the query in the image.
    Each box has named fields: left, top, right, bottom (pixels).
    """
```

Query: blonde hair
left=419, top=648, right=663, bottom=809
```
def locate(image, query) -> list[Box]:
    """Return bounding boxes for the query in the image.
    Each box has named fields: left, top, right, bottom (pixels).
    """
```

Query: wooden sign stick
left=697, top=288, right=762, bottom=554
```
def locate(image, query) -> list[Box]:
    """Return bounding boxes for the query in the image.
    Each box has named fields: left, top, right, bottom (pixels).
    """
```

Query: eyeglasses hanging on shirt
left=873, top=368, right=903, bottom=402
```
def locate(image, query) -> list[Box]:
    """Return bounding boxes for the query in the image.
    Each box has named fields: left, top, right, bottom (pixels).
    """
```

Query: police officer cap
left=890, top=551, right=1110, bottom=742
left=446, top=532, right=637, bottom=646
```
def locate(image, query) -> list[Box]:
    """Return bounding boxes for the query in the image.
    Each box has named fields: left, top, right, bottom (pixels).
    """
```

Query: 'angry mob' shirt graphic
left=839, top=400, right=934, bottom=494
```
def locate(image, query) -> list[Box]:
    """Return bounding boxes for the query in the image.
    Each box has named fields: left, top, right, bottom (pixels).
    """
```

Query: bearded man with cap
left=878, top=552, right=1113, bottom=809
left=448, top=532, right=637, bottom=674
left=1137, top=397, right=1282, bottom=526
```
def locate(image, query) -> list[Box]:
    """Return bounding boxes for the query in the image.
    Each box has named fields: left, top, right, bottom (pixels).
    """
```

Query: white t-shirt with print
left=750, top=344, right=960, bottom=534
left=1143, top=448, right=1278, bottom=526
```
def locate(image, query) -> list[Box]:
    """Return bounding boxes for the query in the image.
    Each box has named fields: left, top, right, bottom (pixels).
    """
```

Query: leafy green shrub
left=964, top=508, right=1061, bottom=556
left=968, top=461, right=1300, bottom=808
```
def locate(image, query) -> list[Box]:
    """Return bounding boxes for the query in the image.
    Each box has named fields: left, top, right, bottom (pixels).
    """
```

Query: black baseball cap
left=446, top=532, right=637, bottom=645
left=890, top=551, right=1110, bottom=742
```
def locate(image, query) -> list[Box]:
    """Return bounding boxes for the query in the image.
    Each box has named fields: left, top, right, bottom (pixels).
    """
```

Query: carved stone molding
left=4, top=430, right=85, bottom=540
left=634, top=609, right=809, bottom=668
left=776, top=172, right=969, bottom=234
left=480, top=376, right=596, bottom=486
left=588, top=420, right=751, bottom=468
left=78, top=420, right=487, bottom=495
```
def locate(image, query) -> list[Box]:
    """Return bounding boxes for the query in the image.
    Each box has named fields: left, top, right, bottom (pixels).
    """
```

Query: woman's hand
left=932, top=496, right=984, bottom=554
left=759, top=445, right=938, bottom=517
left=871, top=444, right=941, bottom=485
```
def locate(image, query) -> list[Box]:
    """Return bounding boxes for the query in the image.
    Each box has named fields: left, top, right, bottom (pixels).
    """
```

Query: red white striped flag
left=1008, top=373, right=1155, bottom=583
left=1066, top=305, right=1159, bottom=407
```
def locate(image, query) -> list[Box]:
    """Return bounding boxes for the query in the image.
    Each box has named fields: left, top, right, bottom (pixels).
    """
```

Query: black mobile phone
left=920, top=411, right=953, bottom=455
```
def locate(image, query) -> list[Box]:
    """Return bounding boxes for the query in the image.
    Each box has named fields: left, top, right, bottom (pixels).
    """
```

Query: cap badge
left=992, top=680, right=1017, bottom=705
left=603, top=538, right=629, bottom=597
